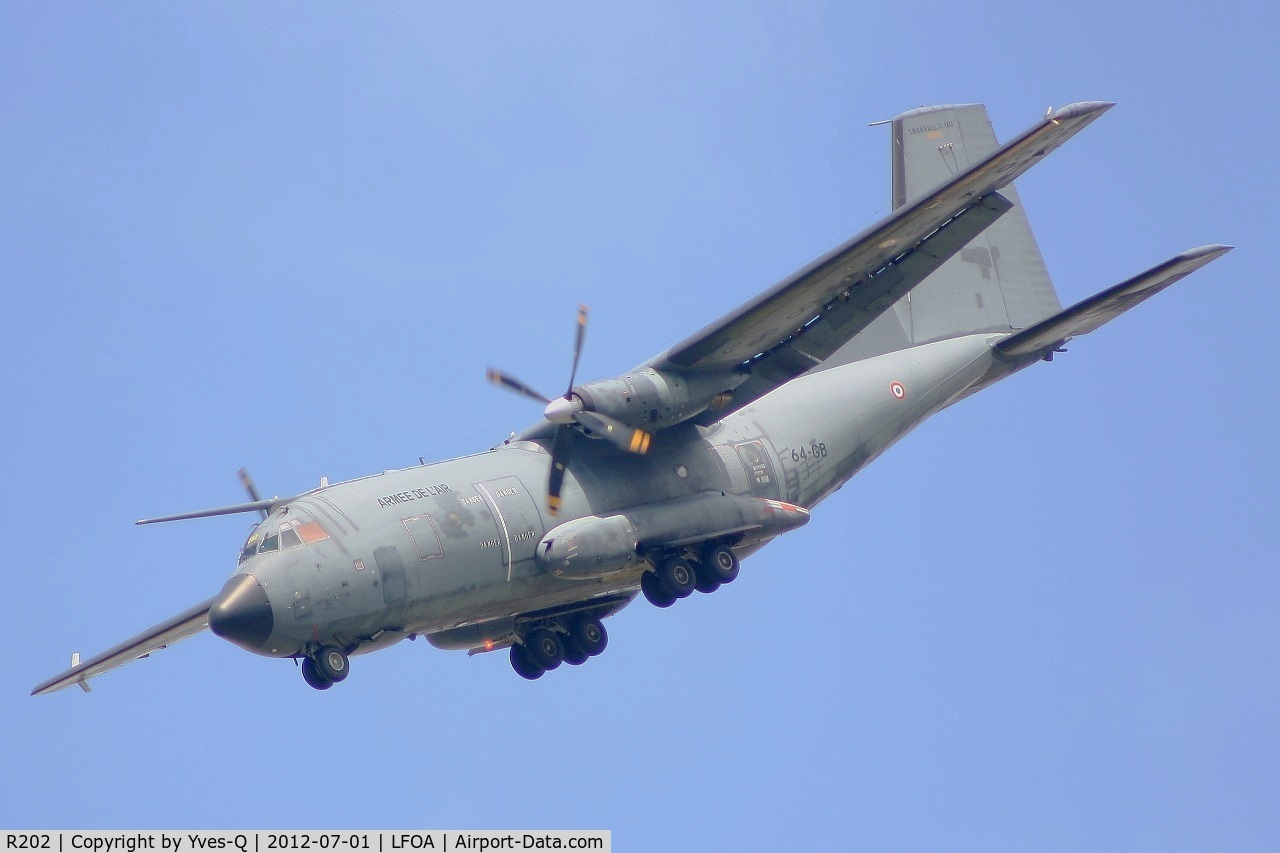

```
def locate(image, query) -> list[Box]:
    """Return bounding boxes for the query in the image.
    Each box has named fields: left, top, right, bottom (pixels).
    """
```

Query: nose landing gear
left=300, top=645, right=350, bottom=691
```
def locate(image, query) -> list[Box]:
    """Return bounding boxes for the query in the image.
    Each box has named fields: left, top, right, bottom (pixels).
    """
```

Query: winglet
left=994, top=244, right=1233, bottom=359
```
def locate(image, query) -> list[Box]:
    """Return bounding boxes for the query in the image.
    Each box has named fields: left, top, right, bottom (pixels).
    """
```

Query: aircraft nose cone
left=209, top=573, right=273, bottom=649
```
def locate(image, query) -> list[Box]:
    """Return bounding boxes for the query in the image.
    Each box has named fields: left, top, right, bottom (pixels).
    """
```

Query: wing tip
left=1165, top=244, right=1234, bottom=275
left=31, top=677, right=65, bottom=696
left=1182, top=243, right=1234, bottom=260
left=1052, top=100, right=1116, bottom=121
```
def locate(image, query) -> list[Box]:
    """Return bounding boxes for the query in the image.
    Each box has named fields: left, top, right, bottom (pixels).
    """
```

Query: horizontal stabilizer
left=993, top=245, right=1233, bottom=359
left=31, top=598, right=215, bottom=695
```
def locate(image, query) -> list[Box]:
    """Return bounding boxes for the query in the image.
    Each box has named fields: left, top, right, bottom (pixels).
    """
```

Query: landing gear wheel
left=702, top=543, right=740, bottom=584
left=641, top=570, right=677, bottom=608
left=526, top=628, right=565, bottom=671
left=658, top=556, right=697, bottom=599
left=301, top=657, right=333, bottom=690
left=315, top=645, right=349, bottom=683
left=510, top=643, right=545, bottom=680
left=569, top=616, right=608, bottom=657
left=561, top=636, right=589, bottom=666
left=693, top=568, right=722, bottom=594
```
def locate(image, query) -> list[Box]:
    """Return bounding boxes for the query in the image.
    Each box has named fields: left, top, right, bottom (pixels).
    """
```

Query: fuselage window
left=260, top=532, right=280, bottom=553
left=403, top=514, right=444, bottom=561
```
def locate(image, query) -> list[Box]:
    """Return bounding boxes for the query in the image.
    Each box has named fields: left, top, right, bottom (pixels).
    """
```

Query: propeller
left=488, top=305, right=651, bottom=515
left=238, top=467, right=268, bottom=520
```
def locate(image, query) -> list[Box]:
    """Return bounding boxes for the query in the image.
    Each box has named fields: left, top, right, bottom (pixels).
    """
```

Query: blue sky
left=3, top=3, right=1276, bottom=849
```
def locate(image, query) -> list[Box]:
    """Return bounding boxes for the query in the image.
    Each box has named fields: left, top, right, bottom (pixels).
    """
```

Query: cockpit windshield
left=239, top=519, right=330, bottom=564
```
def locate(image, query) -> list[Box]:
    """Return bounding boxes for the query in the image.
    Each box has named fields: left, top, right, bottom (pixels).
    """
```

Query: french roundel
left=890, top=381, right=905, bottom=400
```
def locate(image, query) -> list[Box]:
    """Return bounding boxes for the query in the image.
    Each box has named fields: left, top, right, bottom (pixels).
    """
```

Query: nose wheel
left=300, top=645, right=350, bottom=690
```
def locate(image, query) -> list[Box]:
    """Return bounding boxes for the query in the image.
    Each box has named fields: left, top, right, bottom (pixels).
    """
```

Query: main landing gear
left=509, top=614, right=609, bottom=680
left=300, top=645, right=350, bottom=690
left=510, top=544, right=737, bottom=682
left=641, top=543, right=740, bottom=608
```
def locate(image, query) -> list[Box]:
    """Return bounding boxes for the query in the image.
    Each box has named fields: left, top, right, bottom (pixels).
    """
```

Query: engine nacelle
left=537, top=492, right=810, bottom=580
left=571, top=368, right=746, bottom=431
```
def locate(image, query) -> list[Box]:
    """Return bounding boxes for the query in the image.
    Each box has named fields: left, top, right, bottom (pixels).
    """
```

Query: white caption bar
left=2, top=833, right=609, bottom=853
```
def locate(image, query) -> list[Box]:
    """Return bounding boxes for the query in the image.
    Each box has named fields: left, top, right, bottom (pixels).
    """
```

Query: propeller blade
left=575, top=411, right=652, bottom=455
left=486, top=368, right=551, bottom=405
left=237, top=467, right=268, bottom=520
left=565, top=304, right=588, bottom=397
left=238, top=467, right=263, bottom=503
left=546, top=425, right=573, bottom=516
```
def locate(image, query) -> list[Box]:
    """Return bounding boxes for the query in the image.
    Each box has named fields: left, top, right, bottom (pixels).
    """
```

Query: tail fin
left=887, top=104, right=1062, bottom=344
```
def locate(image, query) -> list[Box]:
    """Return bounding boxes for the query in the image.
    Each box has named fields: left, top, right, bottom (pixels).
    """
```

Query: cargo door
left=374, top=545, right=407, bottom=604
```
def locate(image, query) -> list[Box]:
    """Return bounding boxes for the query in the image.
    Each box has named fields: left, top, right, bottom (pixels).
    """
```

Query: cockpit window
left=238, top=520, right=331, bottom=564
left=238, top=528, right=261, bottom=565
left=238, top=520, right=330, bottom=564
left=294, top=521, right=330, bottom=544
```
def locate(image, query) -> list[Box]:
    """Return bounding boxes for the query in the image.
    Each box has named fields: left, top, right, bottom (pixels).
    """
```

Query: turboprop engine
left=549, top=367, right=748, bottom=432
left=488, top=307, right=751, bottom=515
left=537, top=492, right=810, bottom=580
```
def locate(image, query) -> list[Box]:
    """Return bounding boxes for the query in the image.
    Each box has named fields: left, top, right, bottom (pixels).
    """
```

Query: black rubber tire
left=510, top=643, right=544, bottom=680
left=561, top=635, right=589, bottom=666
left=658, top=557, right=697, bottom=599
left=641, top=570, right=677, bottom=608
left=702, top=543, right=740, bottom=584
left=569, top=616, right=608, bottom=657
left=315, top=645, right=349, bottom=683
left=693, top=565, right=722, bottom=594
left=301, top=657, right=333, bottom=690
left=526, top=628, right=564, bottom=671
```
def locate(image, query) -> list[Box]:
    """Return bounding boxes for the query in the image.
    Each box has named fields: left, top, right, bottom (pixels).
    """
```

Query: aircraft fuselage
left=224, top=334, right=1013, bottom=665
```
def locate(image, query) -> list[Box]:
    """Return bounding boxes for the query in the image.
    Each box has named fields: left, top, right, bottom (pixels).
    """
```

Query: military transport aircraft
left=33, top=101, right=1229, bottom=694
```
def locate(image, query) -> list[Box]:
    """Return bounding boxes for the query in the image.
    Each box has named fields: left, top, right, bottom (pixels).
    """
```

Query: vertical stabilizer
left=891, top=104, right=1061, bottom=343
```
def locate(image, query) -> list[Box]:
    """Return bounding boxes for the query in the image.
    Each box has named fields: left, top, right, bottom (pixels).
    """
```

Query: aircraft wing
left=31, top=598, right=214, bottom=695
left=642, top=101, right=1113, bottom=419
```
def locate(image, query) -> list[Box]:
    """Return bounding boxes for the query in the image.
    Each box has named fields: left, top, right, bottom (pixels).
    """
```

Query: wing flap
left=993, top=245, right=1233, bottom=360
left=693, top=192, right=1013, bottom=421
left=31, top=598, right=215, bottom=695
left=649, top=101, right=1114, bottom=375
